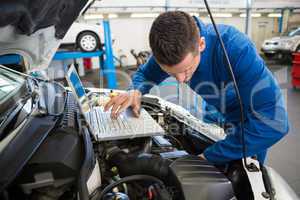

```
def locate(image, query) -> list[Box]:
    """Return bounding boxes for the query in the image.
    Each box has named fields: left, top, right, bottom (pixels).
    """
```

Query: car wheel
left=77, top=32, right=100, bottom=52
left=264, top=53, right=275, bottom=59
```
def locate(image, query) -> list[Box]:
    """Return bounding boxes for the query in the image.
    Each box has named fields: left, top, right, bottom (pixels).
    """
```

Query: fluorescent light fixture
left=84, top=14, right=104, bottom=20
left=189, top=12, right=199, bottom=17
left=130, top=13, right=160, bottom=18
left=210, top=13, right=232, bottom=18
left=240, top=13, right=261, bottom=18
left=268, top=13, right=282, bottom=18
left=84, top=13, right=118, bottom=20
left=108, top=14, right=118, bottom=19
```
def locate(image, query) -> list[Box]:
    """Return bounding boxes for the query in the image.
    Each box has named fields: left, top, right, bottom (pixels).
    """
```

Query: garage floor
left=266, top=62, right=300, bottom=196
left=81, top=60, right=300, bottom=195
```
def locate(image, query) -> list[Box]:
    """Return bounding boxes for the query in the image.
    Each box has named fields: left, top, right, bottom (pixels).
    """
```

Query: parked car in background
left=62, top=22, right=104, bottom=52
left=261, top=27, right=300, bottom=61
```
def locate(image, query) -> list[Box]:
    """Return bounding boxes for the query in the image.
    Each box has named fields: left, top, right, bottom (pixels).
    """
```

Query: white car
left=62, top=22, right=104, bottom=52
left=261, top=27, right=300, bottom=60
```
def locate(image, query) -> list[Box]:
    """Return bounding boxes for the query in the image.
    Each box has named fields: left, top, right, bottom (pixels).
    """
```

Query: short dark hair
left=149, top=11, right=199, bottom=66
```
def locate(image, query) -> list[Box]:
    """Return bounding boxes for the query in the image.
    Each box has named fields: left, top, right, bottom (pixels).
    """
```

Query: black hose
left=260, top=164, right=275, bottom=200
left=107, top=148, right=171, bottom=181
left=203, top=0, right=250, bottom=170
left=98, top=175, right=166, bottom=200
left=78, top=126, right=95, bottom=200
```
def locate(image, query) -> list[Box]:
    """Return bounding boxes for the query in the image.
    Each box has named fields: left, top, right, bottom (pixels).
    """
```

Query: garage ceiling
left=88, top=0, right=300, bottom=14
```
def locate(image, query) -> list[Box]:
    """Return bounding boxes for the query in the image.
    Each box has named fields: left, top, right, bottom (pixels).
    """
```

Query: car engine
left=1, top=91, right=253, bottom=200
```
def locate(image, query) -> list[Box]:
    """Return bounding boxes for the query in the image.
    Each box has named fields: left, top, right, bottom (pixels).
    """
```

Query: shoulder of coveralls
left=207, top=24, right=257, bottom=69
left=207, top=24, right=251, bottom=50
left=193, top=16, right=252, bottom=51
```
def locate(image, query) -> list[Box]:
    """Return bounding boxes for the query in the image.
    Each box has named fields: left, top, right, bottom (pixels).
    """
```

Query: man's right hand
left=104, top=90, right=142, bottom=119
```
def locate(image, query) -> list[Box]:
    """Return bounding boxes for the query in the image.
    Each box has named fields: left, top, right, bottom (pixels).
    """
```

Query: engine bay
left=1, top=91, right=254, bottom=200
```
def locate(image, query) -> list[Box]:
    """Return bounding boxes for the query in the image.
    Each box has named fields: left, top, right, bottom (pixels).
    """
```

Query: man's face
left=160, top=52, right=200, bottom=83
left=159, top=37, right=206, bottom=83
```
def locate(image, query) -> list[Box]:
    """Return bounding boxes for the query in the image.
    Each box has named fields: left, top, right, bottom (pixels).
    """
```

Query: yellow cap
left=109, top=91, right=119, bottom=97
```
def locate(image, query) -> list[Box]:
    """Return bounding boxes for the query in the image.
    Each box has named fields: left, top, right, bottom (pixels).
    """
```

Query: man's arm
left=130, top=56, right=169, bottom=95
left=203, top=28, right=289, bottom=164
left=105, top=56, right=169, bottom=118
left=203, top=104, right=289, bottom=164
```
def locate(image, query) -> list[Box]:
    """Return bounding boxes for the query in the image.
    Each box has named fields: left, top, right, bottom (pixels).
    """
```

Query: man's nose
left=175, top=73, right=186, bottom=83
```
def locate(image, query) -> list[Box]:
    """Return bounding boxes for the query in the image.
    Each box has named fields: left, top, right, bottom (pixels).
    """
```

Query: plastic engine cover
left=169, top=156, right=235, bottom=200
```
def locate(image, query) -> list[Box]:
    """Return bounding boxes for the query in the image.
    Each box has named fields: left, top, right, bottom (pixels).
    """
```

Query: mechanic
left=104, top=11, right=289, bottom=165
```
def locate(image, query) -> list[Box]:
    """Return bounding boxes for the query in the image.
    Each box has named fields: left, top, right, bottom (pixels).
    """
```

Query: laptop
left=66, top=64, right=165, bottom=141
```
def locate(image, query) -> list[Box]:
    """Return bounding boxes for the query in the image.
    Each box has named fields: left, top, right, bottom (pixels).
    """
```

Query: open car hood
left=0, top=0, right=90, bottom=72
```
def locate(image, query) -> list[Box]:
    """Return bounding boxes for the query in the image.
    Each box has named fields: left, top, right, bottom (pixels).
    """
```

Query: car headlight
left=281, top=40, right=295, bottom=50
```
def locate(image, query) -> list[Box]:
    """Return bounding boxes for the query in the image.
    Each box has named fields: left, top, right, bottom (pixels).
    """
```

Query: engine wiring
left=97, top=175, right=170, bottom=200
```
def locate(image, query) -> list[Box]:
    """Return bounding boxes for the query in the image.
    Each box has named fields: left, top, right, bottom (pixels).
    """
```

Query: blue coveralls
left=130, top=17, right=289, bottom=165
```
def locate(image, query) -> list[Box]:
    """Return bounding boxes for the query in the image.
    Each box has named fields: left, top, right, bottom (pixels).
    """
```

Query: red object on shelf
left=292, top=61, right=300, bottom=78
left=292, top=78, right=300, bottom=86
left=293, top=53, right=300, bottom=62
left=291, top=53, right=300, bottom=88
left=83, top=58, right=92, bottom=70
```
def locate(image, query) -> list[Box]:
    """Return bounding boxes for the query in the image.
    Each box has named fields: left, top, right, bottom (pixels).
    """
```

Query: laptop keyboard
left=84, top=104, right=164, bottom=141
left=87, top=107, right=133, bottom=135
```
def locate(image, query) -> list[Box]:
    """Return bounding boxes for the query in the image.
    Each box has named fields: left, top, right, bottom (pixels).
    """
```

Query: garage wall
left=289, top=13, right=300, bottom=28
left=109, top=17, right=155, bottom=67
left=83, top=14, right=280, bottom=66
left=251, top=17, right=277, bottom=51
left=109, top=16, right=250, bottom=66
left=95, top=16, right=276, bottom=66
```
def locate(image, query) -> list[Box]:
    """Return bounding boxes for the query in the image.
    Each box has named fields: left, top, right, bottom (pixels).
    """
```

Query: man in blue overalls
left=105, top=11, right=289, bottom=165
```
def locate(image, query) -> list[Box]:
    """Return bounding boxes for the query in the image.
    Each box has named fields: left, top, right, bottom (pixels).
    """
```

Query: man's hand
left=104, top=90, right=142, bottom=119
left=198, top=154, right=206, bottom=160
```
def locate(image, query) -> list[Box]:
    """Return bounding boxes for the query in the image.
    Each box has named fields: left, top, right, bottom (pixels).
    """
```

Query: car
left=261, top=27, right=300, bottom=61
left=0, top=66, right=299, bottom=200
left=62, top=22, right=104, bottom=52
left=0, top=1, right=299, bottom=200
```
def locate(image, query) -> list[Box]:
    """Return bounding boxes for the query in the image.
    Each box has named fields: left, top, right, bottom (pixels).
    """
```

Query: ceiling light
left=240, top=13, right=261, bottom=17
left=189, top=13, right=200, bottom=17
left=209, top=13, right=232, bottom=18
left=130, top=13, right=160, bottom=18
left=84, top=14, right=104, bottom=20
left=268, top=13, right=282, bottom=18
left=108, top=14, right=118, bottom=19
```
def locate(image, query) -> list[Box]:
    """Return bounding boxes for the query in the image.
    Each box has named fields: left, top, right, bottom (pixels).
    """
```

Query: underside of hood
left=0, top=0, right=89, bottom=72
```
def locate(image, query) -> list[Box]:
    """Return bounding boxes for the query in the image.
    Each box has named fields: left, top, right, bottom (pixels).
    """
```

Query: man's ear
left=198, top=37, right=206, bottom=53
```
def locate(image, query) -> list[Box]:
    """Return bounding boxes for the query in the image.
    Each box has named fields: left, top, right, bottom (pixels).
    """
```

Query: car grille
left=266, top=42, right=278, bottom=45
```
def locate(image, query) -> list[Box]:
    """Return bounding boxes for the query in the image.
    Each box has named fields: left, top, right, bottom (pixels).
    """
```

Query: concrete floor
left=81, top=61, right=300, bottom=195
left=266, top=63, right=300, bottom=196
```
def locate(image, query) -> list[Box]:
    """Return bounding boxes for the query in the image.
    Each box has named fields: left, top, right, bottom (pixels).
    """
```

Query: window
left=289, top=28, right=300, bottom=37
left=0, top=68, right=25, bottom=103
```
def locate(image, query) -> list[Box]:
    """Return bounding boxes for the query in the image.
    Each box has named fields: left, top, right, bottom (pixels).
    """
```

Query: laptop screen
left=69, top=68, right=86, bottom=99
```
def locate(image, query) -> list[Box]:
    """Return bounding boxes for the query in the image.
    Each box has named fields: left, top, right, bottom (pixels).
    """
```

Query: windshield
left=0, top=67, right=25, bottom=103
left=288, top=28, right=300, bottom=37
left=281, top=28, right=300, bottom=37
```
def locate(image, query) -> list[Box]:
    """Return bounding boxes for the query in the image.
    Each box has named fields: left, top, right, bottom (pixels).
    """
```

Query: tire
left=278, top=53, right=292, bottom=64
left=263, top=53, right=275, bottom=59
left=77, top=31, right=100, bottom=52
